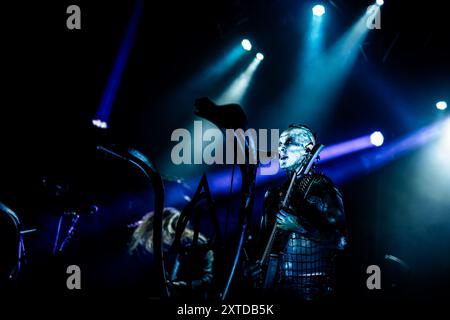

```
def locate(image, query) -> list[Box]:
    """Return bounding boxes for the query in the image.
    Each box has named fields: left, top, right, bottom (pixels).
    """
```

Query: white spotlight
left=241, top=39, right=252, bottom=51
left=312, top=5, right=326, bottom=17
left=442, top=118, right=450, bottom=149
left=92, top=119, right=108, bottom=129
left=376, top=0, right=384, bottom=6
left=370, top=131, right=384, bottom=147
left=256, top=52, right=264, bottom=61
left=436, top=101, right=448, bottom=111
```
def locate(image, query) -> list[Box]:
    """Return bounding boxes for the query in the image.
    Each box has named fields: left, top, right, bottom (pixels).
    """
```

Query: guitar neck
left=260, top=144, right=324, bottom=265
left=261, top=224, right=278, bottom=265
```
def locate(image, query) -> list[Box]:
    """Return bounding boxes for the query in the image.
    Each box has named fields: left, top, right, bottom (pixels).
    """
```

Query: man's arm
left=276, top=175, right=347, bottom=249
left=301, top=179, right=347, bottom=249
left=191, top=249, right=214, bottom=289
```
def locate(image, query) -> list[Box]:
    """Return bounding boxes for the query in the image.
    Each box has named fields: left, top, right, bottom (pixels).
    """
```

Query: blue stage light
left=436, top=101, right=448, bottom=111
left=370, top=131, right=384, bottom=147
left=256, top=52, right=264, bottom=61
left=241, top=39, right=252, bottom=51
left=92, top=119, right=108, bottom=129
left=312, top=5, right=325, bottom=17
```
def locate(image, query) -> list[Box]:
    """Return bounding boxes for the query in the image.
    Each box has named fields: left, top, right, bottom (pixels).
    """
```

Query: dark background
left=1, top=0, right=449, bottom=307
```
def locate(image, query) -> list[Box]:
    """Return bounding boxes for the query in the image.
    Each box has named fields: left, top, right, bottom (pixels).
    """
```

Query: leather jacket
left=259, top=172, right=347, bottom=300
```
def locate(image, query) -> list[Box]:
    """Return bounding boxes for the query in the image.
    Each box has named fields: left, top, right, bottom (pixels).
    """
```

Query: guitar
left=259, top=143, right=324, bottom=291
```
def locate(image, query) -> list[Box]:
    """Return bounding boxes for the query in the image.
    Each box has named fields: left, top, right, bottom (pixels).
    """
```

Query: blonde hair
left=129, top=207, right=206, bottom=254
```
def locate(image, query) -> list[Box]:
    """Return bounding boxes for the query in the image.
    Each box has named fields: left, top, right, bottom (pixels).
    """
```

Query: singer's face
left=278, top=129, right=311, bottom=171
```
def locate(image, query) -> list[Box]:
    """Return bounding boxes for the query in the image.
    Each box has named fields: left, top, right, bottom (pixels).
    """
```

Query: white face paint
left=278, top=128, right=314, bottom=171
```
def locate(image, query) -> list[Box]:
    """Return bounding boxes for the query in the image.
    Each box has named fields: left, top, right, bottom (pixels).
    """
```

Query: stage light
left=443, top=118, right=450, bottom=139
left=241, top=39, right=252, bottom=51
left=312, top=5, right=325, bottom=17
left=92, top=119, right=108, bottom=129
left=256, top=52, right=264, bottom=61
left=95, top=0, right=143, bottom=128
left=216, top=57, right=261, bottom=105
left=370, top=131, right=384, bottom=147
left=442, top=119, right=450, bottom=151
left=436, top=101, right=448, bottom=111
left=320, top=135, right=375, bottom=162
left=376, top=0, right=384, bottom=6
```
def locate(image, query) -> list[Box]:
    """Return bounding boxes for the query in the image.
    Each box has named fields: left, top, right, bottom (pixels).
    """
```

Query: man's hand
left=276, top=209, right=306, bottom=233
left=244, top=261, right=262, bottom=280
left=243, top=260, right=263, bottom=288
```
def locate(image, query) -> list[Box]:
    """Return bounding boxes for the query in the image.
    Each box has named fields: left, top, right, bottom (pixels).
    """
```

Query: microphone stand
left=53, top=212, right=80, bottom=255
